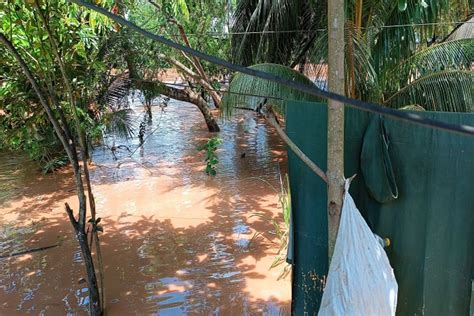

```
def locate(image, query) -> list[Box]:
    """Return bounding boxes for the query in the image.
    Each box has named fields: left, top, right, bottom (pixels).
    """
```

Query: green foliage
left=365, top=0, right=470, bottom=71
left=120, top=0, right=231, bottom=83
left=231, top=0, right=325, bottom=66
left=346, top=0, right=473, bottom=110
left=385, top=70, right=473, bottom=111
left=0, top=0, right=116, bottom=164
left=97, top=108, right=135, bottom=140
left=172, top=0, right=190, bottom=21
left=140, top=81, right=166, bottom=106
left=231, top=0, right=473, bottom=112
left=41, top=155, right=69, bottom=174
left=197, top=137, right=222, bottom=176
left=379, top=39, right=474, bottom=111
left=222, top=63, right=320, bottom=117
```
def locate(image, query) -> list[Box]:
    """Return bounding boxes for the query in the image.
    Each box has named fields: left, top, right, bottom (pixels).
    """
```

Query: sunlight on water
left=0, top=95, right=290, bottom=314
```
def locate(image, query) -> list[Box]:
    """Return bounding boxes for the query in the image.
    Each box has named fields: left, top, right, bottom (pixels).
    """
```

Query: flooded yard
left=0, top=98, right=290, bottom=315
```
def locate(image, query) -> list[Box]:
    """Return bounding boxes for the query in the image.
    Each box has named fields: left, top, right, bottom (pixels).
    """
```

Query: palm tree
left=231, top=0, right=326, bottom=67
left=228, top=0, right=473, bottom=112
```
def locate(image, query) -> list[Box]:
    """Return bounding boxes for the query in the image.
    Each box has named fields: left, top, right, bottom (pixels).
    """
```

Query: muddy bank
left=0, top=98, right=290, bottom=315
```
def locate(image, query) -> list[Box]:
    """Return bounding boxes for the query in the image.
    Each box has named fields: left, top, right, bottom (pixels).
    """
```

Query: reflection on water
left=0, top=95, right=290, bottom=315
left=0, top=153, right=40, bottom=204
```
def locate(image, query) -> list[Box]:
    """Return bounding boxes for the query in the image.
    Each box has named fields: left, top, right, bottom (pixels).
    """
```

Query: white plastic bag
left=319, top=180, right=398, bottom=316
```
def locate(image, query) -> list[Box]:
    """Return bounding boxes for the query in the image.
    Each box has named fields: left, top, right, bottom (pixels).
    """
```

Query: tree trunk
left=66, top=204, right=101, bottom=315
left=145, top=100, right=152, bottom=120
left=77, top=231, right=101, bottom=315
left=159, top=84, right=220, bottom=132
left=1, top=32, right=103, bottom=315
left=327, top=0, right=345, bottom=263
left=159, top=54, right=222, bottom=108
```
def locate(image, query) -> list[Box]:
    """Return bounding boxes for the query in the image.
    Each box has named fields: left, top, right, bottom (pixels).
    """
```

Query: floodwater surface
left=0, top=97, right=290, bottom=315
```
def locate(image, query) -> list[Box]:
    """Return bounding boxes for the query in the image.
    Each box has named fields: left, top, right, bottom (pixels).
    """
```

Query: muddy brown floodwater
left=0, top=96, right=291, bottom=315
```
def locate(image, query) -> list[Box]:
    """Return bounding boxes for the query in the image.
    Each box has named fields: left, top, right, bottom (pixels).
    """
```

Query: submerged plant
left=251, top=173, right=292, bottom=280
left=41, top=155, right=69, bottom=174
left=197, top=137, right=222, bottom=176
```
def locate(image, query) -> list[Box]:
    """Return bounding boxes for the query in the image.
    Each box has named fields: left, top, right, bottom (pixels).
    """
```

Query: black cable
left=70, top=0, right=474, bottom=137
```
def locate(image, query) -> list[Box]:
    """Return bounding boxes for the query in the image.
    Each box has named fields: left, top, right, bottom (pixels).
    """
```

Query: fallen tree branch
left=155, top=81, right=220, bottom=132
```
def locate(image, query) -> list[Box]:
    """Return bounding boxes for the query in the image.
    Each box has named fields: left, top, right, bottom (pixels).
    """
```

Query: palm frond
left=384, top=70, right=473, bottom=112
left=222, top=63, right=320, bottom=117
left=101, top=108, right=135, bottom=139
left=346, top=23, right=379, bottom=100
left=231, top=0, right=319, bottom=66
left=307, top=25, right=378, bottom=100
left=382, top=39, right=474, bottom=97
left=368, top=0, right=466, bottom=72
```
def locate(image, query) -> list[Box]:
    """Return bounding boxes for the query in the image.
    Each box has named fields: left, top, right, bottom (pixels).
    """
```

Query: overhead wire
left=76, top=19, right=474, bottom=38
left=70, top=0, right=474, bottom=137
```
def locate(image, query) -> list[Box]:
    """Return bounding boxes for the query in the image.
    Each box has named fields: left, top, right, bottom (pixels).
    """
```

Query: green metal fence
left=287, top=101, right=474, bottom=315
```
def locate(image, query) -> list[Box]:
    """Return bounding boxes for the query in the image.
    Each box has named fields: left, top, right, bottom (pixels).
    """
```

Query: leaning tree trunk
left=157, top=83, right=220, bottom=132
left=182, top=88, right=220, bottom=132
left=124, top=54, right=219, bottom=132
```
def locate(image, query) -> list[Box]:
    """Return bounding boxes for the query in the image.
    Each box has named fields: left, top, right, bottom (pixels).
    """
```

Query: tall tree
left=229, top=0, right=473, bottom=111
left=0, top=1, right=116, bottom=313
left=99, top=0, right=231, bottom=131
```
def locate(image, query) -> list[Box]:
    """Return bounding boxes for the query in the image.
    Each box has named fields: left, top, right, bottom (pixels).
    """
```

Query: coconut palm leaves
left=231, top=0, right=323, bottom=66
left=101, top=108, right=135, bottom=139
left=381, top=38, right=474, bottom=111
left=222, top=63, right=320, bottom=117
left=230, top=0, right=473, bottom=112
left=384, top=70, right=473, bottom=111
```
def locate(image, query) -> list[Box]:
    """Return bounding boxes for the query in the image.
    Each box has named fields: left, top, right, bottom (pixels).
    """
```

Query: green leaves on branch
left=231, top=0, right=322, bottom=66
left=383, top=39, right=474, bottom=89
left=197, top=137, right=222, bottom=176
left=0, top=0, right=117, bottom=165
left=230, top=0, right=472, bottom=112
left=172, top=0, right=190, bottom=22
left=100, top=108, right=135, bottom=140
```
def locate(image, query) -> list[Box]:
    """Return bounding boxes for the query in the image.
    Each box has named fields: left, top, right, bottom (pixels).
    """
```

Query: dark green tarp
left=287, top=101, right=474, bottom=315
